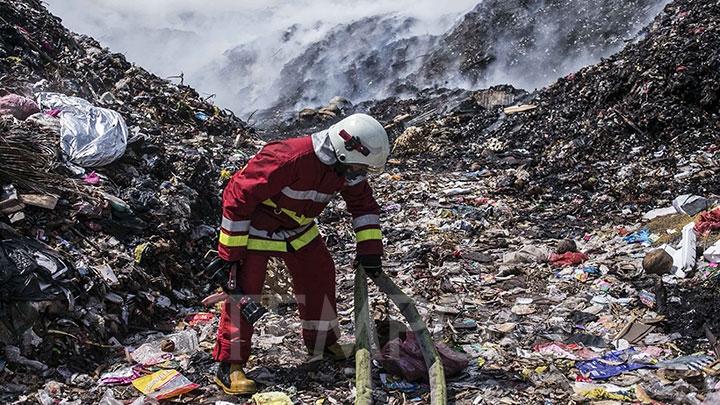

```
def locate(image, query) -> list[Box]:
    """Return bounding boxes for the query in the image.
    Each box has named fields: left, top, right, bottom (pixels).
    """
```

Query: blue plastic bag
left=576, top=349, right=650, bottom=379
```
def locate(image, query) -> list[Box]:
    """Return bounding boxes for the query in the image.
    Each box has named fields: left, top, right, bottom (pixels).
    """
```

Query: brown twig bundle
left=0, top=117, right=76, bottom=194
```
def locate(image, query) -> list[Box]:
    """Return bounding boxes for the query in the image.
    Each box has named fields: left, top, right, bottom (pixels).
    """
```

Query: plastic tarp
left=36, top=92, right=127, bottom=167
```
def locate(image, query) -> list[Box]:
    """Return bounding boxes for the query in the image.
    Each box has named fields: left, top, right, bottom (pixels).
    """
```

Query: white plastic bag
left=36, top=92, right=128, bottom=167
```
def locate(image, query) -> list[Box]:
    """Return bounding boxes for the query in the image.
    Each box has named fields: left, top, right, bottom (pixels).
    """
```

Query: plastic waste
left=662, top=222, right=697, bottom=275
left=705, top=241, right=720, bottom=263
left=98, top=388, right=124, bottom=405
left=643, top=206, right=678, bottom=220
left=0, top=238, right=72, bottom=302
left=672, top=194, right=709, bottom=216
left=576, top=348, right=650, bottom=379
left=130, top=330, right=199, bottom=366
left=131, top=369, right=198, bottom=400
left=380, top=332, right=469, bottom=382
left=623, top=228, right=651, bottom=244
left=379, top=373, right=419, bottom=392
left=573, top=382, right=633, bottom=401
left=36, top=92, right=128, bottom=167
left=100, top=365, right=145, bottom=385
left=549, top=251, right=588, bottom=267
left=251, top=392, right=294, bottom=405
left=655, top=354, right=715, bottom=371
left=0, top=94, right=40, bottom=119
left=695, top=208, right=720, bottom=235
left=503, top=245, right=548, bottom=264
left=25, top=112, right=62, bottom=131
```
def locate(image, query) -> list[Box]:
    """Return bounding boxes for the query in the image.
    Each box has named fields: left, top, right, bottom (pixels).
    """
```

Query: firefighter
left=210, top=113, right=390, bottom=394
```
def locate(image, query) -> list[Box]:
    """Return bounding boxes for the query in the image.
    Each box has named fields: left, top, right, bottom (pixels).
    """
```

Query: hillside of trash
left=1, top=0, right=720, bottom=404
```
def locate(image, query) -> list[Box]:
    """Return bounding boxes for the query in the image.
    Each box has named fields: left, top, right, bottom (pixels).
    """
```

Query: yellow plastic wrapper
left=131, top=369, right=199, bottom=400
left=251, top=391, right=293, bottom=405
left=573, top=382, right=633, bottom=401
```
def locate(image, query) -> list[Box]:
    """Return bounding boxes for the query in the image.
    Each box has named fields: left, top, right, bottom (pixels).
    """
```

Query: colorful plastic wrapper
left=100, top=365, right=145, bottom=385
left=131, top=369, right=199, bottom=400
left=576, top=349, right=650, bottom=379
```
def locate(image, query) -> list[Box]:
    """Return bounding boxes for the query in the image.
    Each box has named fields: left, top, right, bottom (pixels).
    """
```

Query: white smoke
left=46, top=0, right=479, bottom=118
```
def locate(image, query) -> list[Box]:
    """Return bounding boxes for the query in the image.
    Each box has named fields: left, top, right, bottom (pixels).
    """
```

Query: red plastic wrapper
left=695, top=208, right=720, bottom=235
left=380, top=332, right=469, bottom=382
left=549, top=251, right=589, bottom=267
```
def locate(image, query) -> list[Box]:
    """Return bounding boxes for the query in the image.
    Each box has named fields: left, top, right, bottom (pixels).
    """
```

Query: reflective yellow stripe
left=356, top=228, right=382, bottom=242
left=262, top=198, right=277, bottom=207
left=219, top=231, right=248, bottom=247
left=262, top=199, right=314, bottom=225
left=290, top=225, right=320, bottom=250
left=247, top=238, right=287, bottom=252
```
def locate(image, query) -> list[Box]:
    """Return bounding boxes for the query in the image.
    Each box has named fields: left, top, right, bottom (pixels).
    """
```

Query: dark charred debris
left=1, top=0, right=720, bottom=403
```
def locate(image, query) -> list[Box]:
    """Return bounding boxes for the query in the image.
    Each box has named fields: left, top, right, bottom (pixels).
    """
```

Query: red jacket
left=218, top=134, right=383, bottom=261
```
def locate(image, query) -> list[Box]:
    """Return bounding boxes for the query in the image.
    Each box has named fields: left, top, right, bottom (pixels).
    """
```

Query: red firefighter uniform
left=213, top=131, right=383, bottom=363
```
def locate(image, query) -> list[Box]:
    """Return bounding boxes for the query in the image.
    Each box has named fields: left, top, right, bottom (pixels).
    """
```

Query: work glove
left=207, top=257, right=242, bottom=293
left=357, top=254, right=382, bottom=278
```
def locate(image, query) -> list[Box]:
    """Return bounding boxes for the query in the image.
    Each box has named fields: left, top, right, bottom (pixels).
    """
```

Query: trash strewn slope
left=1, top=0, right=720, bottom=404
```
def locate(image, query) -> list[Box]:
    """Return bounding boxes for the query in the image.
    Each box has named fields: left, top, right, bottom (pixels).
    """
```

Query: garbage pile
left=0, top=0, right=257, bottom=401
left=255, top=0, right=666, bottom=122
left=412, top=0, right=667, bottom=87
left=2, top=0, right=720, bottom=403
left=362, top=0, right=718, bottom=219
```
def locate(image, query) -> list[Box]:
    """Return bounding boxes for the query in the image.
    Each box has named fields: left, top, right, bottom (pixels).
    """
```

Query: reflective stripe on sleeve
left=352, top=214, right=380, bottom=229
left=221, top=217, right=250, bottom=232
left=356, top=228, right=382, bottom=242
left=219, top=231, right=248, bottom=247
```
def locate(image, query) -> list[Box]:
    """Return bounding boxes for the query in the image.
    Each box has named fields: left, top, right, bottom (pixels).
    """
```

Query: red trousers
left=212, top=237, right=339, bottom=363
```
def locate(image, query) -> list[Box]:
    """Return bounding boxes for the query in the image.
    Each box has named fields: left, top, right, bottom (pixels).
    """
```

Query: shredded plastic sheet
left=36, top=92, right=127, bottom=167
left=655, top=354, right=715, bottom=371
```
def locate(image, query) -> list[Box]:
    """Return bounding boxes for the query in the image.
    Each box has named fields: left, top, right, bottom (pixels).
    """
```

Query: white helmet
left=328, top=113, right=390, bottom=173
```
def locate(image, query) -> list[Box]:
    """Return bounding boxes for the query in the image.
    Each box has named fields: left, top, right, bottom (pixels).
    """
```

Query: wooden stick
left=354, top=265, right=373, bottom=405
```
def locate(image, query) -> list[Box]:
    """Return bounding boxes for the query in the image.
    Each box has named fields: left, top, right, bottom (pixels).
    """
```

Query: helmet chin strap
left=333, top=162, right=366, bottom=180
left=333, top=162, right=349, bottom=176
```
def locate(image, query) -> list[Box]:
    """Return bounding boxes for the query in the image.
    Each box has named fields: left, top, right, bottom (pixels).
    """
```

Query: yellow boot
left=214, top=362, right=257, bottom=395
